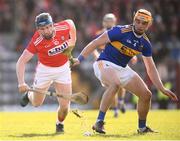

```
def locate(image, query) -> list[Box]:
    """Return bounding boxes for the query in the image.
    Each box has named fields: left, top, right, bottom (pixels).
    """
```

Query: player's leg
left=124, top=73, right=154, bottom=133
left=111, top=94, right=119, bottom=117
left=20, top=63, right=55, bottom=107
left=99, top=67, right=120, bottom=114
left=53, top=61, right=72, bottom=133
left=20, top=63, right=52, bottom=107
left=54, top=82, right=71, bottom=133
left=117, top=87, right=126, bottom=113
left=20, top=86, right=50, bottom=107
left=30, top=87, right=49, bottom=106
left=93, top=71, right=119, bottom=133
left=20, top=82, right=51, bottom=107
left=93, top=61, right=120, bottom=133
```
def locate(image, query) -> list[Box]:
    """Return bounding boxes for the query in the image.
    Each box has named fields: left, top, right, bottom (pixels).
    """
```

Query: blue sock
left=114, top=107, right=118, bottom=112
left=118, top=98, right=124, bottom=104
left=97, top=111, right=106, bottom=122
left=139, top=119, right=146, bottom=128
left=118, top=97, right=123, bottom=101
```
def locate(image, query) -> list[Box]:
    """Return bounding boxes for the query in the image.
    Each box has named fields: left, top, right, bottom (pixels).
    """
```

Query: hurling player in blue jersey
left=93, top=13, right=130, bottom=118
left=73, top=9, right=178, bottom=134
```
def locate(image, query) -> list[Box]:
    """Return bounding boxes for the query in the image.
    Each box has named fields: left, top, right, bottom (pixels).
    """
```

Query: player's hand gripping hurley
left=28, top=88, right=88, bottom=105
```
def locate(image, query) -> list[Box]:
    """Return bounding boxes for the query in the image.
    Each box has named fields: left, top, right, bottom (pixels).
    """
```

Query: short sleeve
left=107, top=26, right=122, bottom=41
left=26, top=39, right=37, bottom=54
left=142, top=41, right=152, bottom=57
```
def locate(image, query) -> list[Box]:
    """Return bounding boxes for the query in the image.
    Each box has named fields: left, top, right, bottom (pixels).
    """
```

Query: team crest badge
left=61, top=36, right=65, bottom=41
left=138, top=45, right=143, bottom=51
left=54, top=41, right=59, bottom=45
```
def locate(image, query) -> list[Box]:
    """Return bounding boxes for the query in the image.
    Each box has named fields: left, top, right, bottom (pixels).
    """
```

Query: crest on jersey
left=138, top=45, right=143, bottom=51
left=45, top=44, right=51, bottom=48
left=53, top=40, right=59, bottom=45
left=61, top=36, right=65, bottom=41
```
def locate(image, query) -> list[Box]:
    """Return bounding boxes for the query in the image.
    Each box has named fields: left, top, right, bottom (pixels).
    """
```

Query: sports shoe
left=56, top=123, right=64, bottom=133
left=92, top=121, right=106, bottom=134
left=137, top=126, right=157, bottom=134
left=20, top=92, right=29, bottom=107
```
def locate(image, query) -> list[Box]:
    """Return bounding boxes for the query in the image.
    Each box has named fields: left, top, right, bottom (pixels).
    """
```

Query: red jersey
left=27, top=20, right=76, bottom=67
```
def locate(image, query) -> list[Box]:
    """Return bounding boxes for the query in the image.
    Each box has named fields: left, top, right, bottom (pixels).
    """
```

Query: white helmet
left=103, top=13, right=117, bottom=29
left=103, top=13, right=117, bottom=22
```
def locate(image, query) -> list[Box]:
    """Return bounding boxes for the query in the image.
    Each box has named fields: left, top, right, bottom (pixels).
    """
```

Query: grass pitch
left=0, top=110, right=180, bottom=140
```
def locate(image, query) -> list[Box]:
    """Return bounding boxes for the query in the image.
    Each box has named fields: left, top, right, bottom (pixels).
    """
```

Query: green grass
left=0, top=110, right=180, bottom=140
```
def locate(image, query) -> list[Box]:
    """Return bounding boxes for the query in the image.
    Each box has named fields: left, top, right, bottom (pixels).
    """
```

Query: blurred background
left=0, top=0, right=179, bottom=111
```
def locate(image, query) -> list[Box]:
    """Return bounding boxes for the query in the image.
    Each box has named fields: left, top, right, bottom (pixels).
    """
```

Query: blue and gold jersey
left=98, top=25, right=152, bottom=67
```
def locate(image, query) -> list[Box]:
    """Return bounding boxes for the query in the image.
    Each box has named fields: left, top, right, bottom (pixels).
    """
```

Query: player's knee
left=58, top=103, right=69, bottom=111
left=64, top=106, right=69, bottom=112
left=63, top=108, right=68, bottom=115
left=111, top=81, right=120, bottom=88
left=59, top=106, right=69, bottom=115
left=108, top=83, right=119, bottom=96
left=138, top=90, right=152, bottom=102
left=115, top=79, right=121, bottom=86
left=143, top=90, right=152, bottom=102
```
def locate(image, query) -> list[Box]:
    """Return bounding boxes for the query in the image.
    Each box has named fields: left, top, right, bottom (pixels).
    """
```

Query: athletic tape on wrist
left=78, top=55, right=85, bottom=63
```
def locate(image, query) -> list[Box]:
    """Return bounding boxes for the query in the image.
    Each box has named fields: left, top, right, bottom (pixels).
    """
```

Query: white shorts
left=33, top=61, right=71, bottom=89
left=93, top=60, right=136, bottom=87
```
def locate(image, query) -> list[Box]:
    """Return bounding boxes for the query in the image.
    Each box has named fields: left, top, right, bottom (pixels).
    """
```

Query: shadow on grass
left=90, top=132, right=141, bottom=139
left=8, top=132, right=62, bottom=138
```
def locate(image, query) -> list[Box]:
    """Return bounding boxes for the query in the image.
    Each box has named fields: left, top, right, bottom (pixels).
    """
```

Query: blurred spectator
left=0, top=0, right=14, bottom=32
left=13, top=0, right=179, bottom=59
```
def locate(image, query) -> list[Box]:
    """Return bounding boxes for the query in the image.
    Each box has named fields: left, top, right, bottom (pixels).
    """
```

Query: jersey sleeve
left=142, top=41, right=152, bottom=57
left=26, top=38, right=37, bottom=54
left=107, top=26, right=122, bottom=41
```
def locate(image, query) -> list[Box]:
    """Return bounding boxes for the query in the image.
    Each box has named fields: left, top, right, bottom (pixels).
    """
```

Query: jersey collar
left=132, top=26, right=143, bottom=38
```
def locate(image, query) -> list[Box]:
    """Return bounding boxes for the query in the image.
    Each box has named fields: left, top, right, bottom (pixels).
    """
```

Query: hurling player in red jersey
left=16, top=13, right=76, bottom=134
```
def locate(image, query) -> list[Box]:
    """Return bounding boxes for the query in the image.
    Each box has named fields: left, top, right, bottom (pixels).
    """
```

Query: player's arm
left=130, top=56, right=138, bottom=65
left=78, top=26, right=122, bottom=62
left=16, top=50, right=34, bottom=93
left=63, top=19, right=76, bottom=58
left=67, top=19, right=76, bottom=47
left=92, top=49, right=100, bottom=60
left=76, top=32, right=110, bottom=64
left=72, top=26, right=121, bottom=65
left=81, top=32, right=109, bottom=57
left=142, top=56, right=178, bottom=101
left=92, top=30, right=106, bottom=60
left=72, top=32, right=110, bottom=66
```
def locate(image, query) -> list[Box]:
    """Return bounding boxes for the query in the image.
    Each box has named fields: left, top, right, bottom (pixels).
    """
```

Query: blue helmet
left=35, top=13, right=53, bottom=28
